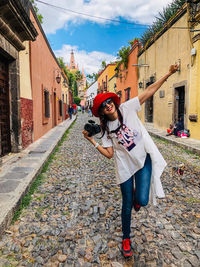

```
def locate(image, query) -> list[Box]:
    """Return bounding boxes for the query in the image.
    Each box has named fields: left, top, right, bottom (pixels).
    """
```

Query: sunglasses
left=100, top=98, right=113, bottom=109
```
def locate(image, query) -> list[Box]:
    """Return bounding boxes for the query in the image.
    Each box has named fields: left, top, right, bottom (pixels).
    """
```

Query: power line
left=35, top=0, right=150, bottom=28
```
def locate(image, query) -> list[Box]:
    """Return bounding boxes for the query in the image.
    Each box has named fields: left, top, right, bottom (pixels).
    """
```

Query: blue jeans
left=120, top=154, right=152, bottom=239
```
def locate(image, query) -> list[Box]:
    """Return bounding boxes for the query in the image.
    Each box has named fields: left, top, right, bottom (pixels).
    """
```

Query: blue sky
left=47, top=21, right=148, bottom=54
left=35, top=0, right=173, bottom=75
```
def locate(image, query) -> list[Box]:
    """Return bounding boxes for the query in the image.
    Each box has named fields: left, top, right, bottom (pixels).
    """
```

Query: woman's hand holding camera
left=82, top=130, right=95, bottom=143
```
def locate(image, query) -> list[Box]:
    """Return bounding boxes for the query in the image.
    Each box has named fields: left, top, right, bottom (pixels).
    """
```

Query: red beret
left=92, top=92, right=120, bottom=117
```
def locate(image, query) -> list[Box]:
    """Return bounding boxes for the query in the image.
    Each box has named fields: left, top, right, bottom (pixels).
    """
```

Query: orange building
left=116, top=42, right=140, bottom=103
left=97, top=63, right=117, bottom=93
left=29, top=8, right=63, bottom=142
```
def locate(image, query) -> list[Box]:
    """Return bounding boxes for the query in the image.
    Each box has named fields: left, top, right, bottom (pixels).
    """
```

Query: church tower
left=68, top=50, right=79, bottom=72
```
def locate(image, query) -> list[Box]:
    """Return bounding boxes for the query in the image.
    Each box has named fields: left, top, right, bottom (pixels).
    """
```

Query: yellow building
left=19, top=41, right=32, bottom=100
left=187, top=3, right=200, bottom=140
left=97, top=63, right=117, bottom=93
left=61, top=70, right=70, bottom=120
left=138, top=4, right=196, bottom=136
left=108, top=74, right=117, bottom=93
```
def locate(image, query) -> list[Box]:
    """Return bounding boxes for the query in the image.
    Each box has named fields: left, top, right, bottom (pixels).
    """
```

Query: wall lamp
left=54, top=69, right=61, bottom=84
left=138, top=81, right=143, bottom=88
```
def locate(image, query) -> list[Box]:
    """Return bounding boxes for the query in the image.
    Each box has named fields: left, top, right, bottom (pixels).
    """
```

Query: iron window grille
left=44, top=90, right=50, bottom=118
left=59, top=100, right=62, bottom=116
left=125, top=87, right=130, bottom=101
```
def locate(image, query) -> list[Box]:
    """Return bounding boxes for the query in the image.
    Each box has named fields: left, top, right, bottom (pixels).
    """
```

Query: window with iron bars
left=125, top=87, right=130, bottom=101
left=59, top=100, right=62, bottom=116
left=44, top=90, right=50, bottom=118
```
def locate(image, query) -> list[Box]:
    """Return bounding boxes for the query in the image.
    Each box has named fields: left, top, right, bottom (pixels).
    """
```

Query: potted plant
left=128, top=38, right=139, bottom=47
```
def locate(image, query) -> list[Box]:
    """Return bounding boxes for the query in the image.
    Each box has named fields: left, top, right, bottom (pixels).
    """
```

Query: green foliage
left=73, top=80, right=78, bottom=97
left=75, top=70, right=83, bottom=81
left=128, top=37, right=140, bottom=46
left=73, top=96, right=81, bottom=105
left=87, top=73, right=98, bottom=83
left=101, top=60, right=106, bottom=69
left=116, top=45, right=130, bottom=70
left=30, top=0, right=43, bottom=24
left=57, top=57, right=82, bottom=97
left=141, top=0, right=186, bottom=47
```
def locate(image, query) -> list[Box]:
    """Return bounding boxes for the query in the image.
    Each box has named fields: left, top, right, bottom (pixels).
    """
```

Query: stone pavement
left=0, top=113, right=199, bottom=267
left=0, top=115, right=76, bottom=238
left=144, top=122, right=200, bottom=156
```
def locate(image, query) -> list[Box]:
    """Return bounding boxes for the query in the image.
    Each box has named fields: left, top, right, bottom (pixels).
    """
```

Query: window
left=117, top=91, right=122, bottom=104
left=44, top=90, right=50, bottom=118
left=59, top=100, right=62, bottom=116
left=125, top=87, right=130, bottom=101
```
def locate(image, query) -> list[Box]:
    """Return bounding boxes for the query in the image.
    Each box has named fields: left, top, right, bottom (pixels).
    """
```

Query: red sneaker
left=121, top=239, right=133, bottom=257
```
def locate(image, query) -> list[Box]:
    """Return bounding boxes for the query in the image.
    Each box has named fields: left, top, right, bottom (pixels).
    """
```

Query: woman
left=82, top=64, right=178, bottom=257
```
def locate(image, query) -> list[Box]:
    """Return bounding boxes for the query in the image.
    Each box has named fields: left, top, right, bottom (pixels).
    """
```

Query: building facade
left=187, top=1, right=200, bottom=140
left=97, top=64, right=117, bottom=93
left=29, top=8, right=63, bottom=142
left=0, top=0, right=37, bottom=156
left=138, top=5, right=191, bottom=133
left=116, top=42, right=140, bottom=103
left=67, top=50, right=86, bottom=102
left=86, top=81, right=98, bottom=108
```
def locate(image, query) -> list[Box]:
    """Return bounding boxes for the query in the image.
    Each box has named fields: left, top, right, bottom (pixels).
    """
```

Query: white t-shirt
left=101, top=97, right=166, bottom=203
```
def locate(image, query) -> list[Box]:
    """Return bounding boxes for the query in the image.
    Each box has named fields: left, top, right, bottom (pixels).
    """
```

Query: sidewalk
left=0, top=116, right=76, bottom=237
left=145, top=122, right=200, bottom=155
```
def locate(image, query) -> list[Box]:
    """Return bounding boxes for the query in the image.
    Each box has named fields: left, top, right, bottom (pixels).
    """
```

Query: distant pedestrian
left=83, top=64, right=178, bottom=258
left=88, top=108, right=92, bottom=117
left=68, top=105, right=73, bottom=120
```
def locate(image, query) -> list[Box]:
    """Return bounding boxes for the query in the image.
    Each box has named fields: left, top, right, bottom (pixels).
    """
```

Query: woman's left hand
left=169, top=64, right=179, bottom=74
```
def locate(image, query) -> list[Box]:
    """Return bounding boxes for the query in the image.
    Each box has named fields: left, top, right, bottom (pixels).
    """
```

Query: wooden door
left=0, top=58, right=11, bottom=156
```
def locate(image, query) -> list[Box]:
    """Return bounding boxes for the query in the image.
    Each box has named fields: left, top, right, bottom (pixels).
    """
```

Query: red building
left=29, top=8, right=63, bottom=142
left=116, top=42, right=141, bottom=103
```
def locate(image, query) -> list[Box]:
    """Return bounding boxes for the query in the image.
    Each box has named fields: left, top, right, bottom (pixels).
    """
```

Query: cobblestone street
left=0, top=113, right=199, bottom=267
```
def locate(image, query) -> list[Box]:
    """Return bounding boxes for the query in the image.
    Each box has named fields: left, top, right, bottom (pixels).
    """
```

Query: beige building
left=108, top=74, right=117, bottom=93
left=138, top=5, right=192, bottom=133
left=187, top=2, right=200, bottom=140
left=61, top=70, right=70, bottom=120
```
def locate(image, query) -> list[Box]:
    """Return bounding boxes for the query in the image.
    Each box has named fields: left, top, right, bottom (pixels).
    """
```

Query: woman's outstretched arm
left=138, top=64, right=178, bottom=105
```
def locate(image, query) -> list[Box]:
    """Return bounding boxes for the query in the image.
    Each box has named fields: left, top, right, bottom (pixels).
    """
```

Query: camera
left=84, top=120, right=101, bottom=137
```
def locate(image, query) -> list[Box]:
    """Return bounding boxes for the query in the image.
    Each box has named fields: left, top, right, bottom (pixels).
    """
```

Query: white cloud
left=55, top=44, right=116, bottom=75
left=36, top=0, right=173, bottom=34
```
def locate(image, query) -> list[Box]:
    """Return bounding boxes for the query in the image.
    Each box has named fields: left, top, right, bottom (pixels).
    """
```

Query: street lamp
left=138, top=81, right=143, bottom=88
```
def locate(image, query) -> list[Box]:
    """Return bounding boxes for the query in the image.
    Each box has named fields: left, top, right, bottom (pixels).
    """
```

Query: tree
left=73, top=80, right=78, bottom=97
left=30, top=0, right=43, bottom=24
left=116, top=45, right=130, bottom=70
left=101, top=60, right=106, bottom=69
left=87, top=73, right=98, bottom=83
left=73, top=96, right=81, bottom=106
left=75, top=71, right=83, bottom=81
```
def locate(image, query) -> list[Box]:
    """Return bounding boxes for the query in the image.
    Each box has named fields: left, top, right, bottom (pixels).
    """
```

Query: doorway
left=145, top=96, right=154, bottom=123
left=174, top=86, right=185, bottom=124
left=0, top=57, right=11, bottom=156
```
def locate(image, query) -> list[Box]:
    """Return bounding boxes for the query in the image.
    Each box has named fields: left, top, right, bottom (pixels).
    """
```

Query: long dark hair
left=99, top=102, right=123, bottom=138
